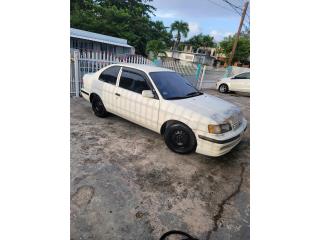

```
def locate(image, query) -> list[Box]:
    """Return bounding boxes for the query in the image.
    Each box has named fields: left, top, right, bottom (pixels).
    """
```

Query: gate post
left=198, top=65, right=206, bottom=90
left=224, top=65, right=233, bottom=78
left=74, top=51, right=80, bottom=97
left=195, top=63, right=201, bottom=80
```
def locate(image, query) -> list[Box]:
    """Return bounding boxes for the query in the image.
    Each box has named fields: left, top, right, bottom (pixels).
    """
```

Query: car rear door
left=114, top=67, right=160, bottom=132
left=98, top=66, right=121, bottom=113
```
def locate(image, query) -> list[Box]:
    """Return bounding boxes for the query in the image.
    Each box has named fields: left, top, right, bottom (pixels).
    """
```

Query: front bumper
left=195, top=119, right=247, bottom=157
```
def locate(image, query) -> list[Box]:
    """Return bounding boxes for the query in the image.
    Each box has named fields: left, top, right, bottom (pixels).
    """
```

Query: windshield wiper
left=166, top=92, right=203, bottom=100
left=186, top=91, right=203, bottom=97
left=166, top=96, right=188, bottom=100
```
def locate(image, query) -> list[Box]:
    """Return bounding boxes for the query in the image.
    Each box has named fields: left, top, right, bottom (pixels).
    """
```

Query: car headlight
left=208, top=123, right=232, bottom=134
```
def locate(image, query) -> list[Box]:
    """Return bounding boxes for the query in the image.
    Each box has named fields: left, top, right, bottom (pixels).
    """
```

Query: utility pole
left=228, top=0, right=249, bottom=66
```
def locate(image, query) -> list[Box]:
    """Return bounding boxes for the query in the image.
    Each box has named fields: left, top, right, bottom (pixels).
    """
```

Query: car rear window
left=99, top=66, right=121, bottom=85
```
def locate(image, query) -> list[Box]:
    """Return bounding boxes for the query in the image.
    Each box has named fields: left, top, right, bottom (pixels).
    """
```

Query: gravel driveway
left=71, top=89, right=250, bottom=240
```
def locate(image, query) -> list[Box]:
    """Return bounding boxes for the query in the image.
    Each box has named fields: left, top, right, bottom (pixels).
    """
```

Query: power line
left=223, top=1, right=250, bottom=28
left=221, top=0, right=250, bottom=22
left=221, top=0, right=242, bottom=10
left=206, top=0, right=235, bottom=13
left=207, top=0, right=249, bottom=22
left=207, top=0, right=250, bottom=29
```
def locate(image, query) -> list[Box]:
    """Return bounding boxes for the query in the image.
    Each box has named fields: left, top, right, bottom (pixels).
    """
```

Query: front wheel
left=164, top=123, right=196, bottom=154
left=91, top=96, right=108, bottom=118
left=218, top=84, right=229, bottom=93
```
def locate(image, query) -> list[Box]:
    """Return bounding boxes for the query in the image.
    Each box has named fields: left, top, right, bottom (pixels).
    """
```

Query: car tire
left=164, top=123, right=197, bottom=154
left=91, top=96, right=108, bottom=118
left=219, top=84, right=229, bottom=93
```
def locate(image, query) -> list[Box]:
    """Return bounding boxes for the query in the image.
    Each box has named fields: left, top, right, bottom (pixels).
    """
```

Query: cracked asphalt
left=71, top=89, right=250, bottom=240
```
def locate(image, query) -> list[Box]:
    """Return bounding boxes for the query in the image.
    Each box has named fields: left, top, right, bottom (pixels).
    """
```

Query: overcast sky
left=151, top=0, right=250, bottom=42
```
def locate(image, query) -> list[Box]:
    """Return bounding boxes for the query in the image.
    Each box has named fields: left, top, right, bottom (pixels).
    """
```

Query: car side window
left=119, top=70, right=150, bottom=94
left=99, top=66, right=121, bottom=85
left=234, top=72, right=250, bottom=79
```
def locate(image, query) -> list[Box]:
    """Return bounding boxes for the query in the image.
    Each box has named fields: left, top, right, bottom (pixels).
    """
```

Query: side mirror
left=142, top=90, right=154, bottom=98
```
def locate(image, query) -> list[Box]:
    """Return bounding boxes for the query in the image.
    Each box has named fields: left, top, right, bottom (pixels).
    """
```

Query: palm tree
left=146, top=40, right=167, bottom=61
left=170, top=20, right=189, bottom=51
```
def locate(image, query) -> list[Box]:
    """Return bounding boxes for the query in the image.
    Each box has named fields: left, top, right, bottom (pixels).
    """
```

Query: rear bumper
left=195, top=120, right=247, bottom=157
left=80, top=88, right=90, bottom=102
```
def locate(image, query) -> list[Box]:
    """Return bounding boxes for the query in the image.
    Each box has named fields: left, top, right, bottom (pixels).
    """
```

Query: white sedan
left=216, top=71, right=250, bottom=93
left=81, top=64, right=247, bottom=157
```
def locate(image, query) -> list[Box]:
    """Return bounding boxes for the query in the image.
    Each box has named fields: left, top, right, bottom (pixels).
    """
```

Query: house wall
left=165, top=51, right=215, bottom=66
left=165, top=51, right=195, bottom=62
left=70, top=37, right=133, bottom=56
left=193, top=55, right=214, bottom=65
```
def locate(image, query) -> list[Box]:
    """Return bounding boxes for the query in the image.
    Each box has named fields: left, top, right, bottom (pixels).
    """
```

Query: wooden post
left=228, top=0, right=249, bottom=66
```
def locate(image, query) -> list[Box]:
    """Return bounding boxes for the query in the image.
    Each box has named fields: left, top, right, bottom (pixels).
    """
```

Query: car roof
left=109, top=63, right=174, bottom=74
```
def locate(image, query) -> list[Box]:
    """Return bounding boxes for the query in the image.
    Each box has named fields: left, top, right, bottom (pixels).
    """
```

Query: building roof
left=107, top=63, right=174, bottom=73
left=70, top=28, right=133, bottom=48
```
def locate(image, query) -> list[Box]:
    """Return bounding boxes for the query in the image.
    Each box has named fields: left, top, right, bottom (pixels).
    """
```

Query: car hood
left=169, top=93, right=241, bottom=124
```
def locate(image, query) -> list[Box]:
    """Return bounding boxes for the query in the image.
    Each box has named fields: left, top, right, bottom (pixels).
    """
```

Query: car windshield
left=149, top=71, right=203, bottom=100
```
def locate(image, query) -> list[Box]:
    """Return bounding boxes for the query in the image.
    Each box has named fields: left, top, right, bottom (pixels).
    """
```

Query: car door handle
left=115, top=93, right=120, bottom=96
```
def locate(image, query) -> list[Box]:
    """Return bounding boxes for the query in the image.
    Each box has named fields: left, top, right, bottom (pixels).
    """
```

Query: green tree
left=170, top=20, right=189, bottom=50
left=187, top=34, right=216, bottom=52
left=149, top=21, right=172, bottom=47
left=70, top=0, right=170, bottom=56
left=146, top=40, right=167, bottom=60
left=219, top=34, right=250, bottom=63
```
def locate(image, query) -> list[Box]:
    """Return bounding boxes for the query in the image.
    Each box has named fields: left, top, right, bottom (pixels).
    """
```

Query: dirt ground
left=70, top=89, right=250, bottom=240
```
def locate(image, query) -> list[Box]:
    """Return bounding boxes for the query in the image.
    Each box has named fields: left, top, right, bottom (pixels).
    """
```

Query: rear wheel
left=219, top=84, right=229, bottom=93
left=91, top=96, right=108, bottom=118
left=164, top=123, right=196, bottom=154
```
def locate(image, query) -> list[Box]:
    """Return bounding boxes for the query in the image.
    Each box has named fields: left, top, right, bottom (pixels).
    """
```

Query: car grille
left=229, top=112, right=242, bottom=130
left=232, top=118, right=242, bottom=130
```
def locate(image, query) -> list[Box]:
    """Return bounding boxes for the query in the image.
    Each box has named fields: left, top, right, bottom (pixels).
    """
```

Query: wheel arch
left=160, top=119, right=193, bottom=135
left=89, top=92, right=101, bottom=103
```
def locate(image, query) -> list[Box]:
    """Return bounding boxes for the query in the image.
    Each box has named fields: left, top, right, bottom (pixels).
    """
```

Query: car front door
left=230, top=72, right=250, bottom=92
left=114, top=67, right=160, bottom=132
left=98, top=66, right=121, bottom=113
left=242, top=72, right=250, bottom=92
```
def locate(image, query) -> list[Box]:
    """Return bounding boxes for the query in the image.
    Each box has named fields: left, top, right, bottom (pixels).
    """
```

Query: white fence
left=70, top=50, right=240, bottom=97
left=70, top=50, right=152, bottom=97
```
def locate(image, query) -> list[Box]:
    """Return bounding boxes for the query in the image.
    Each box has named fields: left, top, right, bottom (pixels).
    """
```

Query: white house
left=70, top=28, right=134, bottom=56
left=165, top=45, right=221, bottom=66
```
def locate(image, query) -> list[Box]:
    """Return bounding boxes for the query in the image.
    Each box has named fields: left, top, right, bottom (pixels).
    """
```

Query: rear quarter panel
left=83, top=73, right=97, bottom=94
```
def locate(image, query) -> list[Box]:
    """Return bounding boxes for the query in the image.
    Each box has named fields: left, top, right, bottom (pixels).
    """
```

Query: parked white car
left=216, top=71, right=250, bottom=93
left=81, top=64, right=247, bottom=157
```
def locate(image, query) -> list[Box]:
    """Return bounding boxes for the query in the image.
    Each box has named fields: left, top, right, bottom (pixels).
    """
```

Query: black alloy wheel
left=164, top=123, right=196, bottom=154
left=91, top=96, right=108, bottom=118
